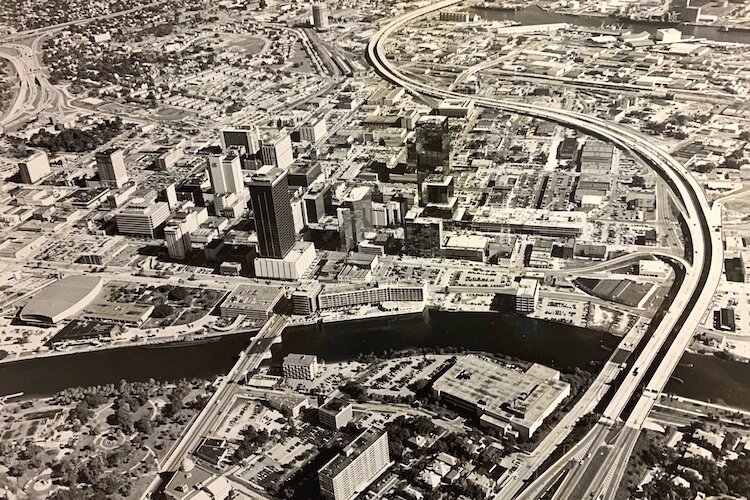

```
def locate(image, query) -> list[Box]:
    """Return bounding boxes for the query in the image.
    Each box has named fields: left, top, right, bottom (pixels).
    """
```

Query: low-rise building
left=282, top=353, right=320, bottom=380
left=219, top=283, right=284, bottom=320
left=319, top=399, right=354, bottom=429
left=432, top=355, right=570, bottom=439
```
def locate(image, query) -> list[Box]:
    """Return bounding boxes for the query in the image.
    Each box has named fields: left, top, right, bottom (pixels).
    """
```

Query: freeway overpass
left=366, top=1, right=723, bottom=498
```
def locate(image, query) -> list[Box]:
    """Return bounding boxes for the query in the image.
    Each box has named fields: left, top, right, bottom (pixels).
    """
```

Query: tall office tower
left=19, top=151, right=51, bottom=184
left=247, top=166, right=296, bottom=258
left=341, top=186, right=373, bottom=230
left=424, top=175, right=454, bottom=205
left=208, top=152, right=244, bottom=196
left=96, top=148, right=129, bottom=188
left=260, top=129, right=294, bottom=170
left=318, top=429, right=390, bottom=500
left=303, top=183, right=332, bottom=224
left=404, top=209, right=443, bottom=258
left=221, top=127, right=260, bottom=156
left=164, top=206, right=208, bottom=260
left=337, top=207, right=359, bottom=251
left=312, top=3, right=330, bottom=31
left=415, top=115, right=450, bottom=206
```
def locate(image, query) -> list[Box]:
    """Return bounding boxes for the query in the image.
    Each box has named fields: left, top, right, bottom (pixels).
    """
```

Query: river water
left=0, top=333, right=254, bottom=397
left=1, top=310, right=749, bottom=410
left=471, top=5, right=750, bottom=44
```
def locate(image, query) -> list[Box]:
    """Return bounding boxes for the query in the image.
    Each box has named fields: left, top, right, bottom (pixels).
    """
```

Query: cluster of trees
left=151, top=304, right=174, bottom=319
left=162, top=380, right=192, bottom=419
left=233, top=425, right=270, bottom=462
left=50, top=455, right=132, bottom=499
left=28, top=118, right=124, bottom=153
left=385, top=415, right=436, bottom=460
left=339, top=381, right=368, bottom=402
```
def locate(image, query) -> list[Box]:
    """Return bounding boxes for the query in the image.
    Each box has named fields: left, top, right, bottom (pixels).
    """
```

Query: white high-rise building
left=318, top=430, right=391, bottom=500
left=19, top=151, right=51, bottom=184
left=300, top=116, right=327, bottom=144
left=208, top=152, right=244, bottom=196
left=164, top=206, right=209, bottom=260
left=18, top=151, right=51, bottom=184
left=516, top=278, right=539, bottom=313
left=282, top=353, right=320, bottom=380
left=260, top=129, right=294, bottom=170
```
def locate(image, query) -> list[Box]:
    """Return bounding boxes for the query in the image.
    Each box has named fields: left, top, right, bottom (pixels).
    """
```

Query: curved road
left=366, top=2, right=723, bottom=499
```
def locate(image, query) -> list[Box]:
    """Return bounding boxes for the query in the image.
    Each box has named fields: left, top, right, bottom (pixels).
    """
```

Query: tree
left=151, top=304, right=174, bottom=318
left=340, top=381, right=367, bottom=402
left=111, top=406, right=135, bottom=433
left=134, top=415, right=152, bottom=435
left=77, top=455, right=105, bottom=485
left=168, top=286, right=190, bottom=301
left=82, top=392, right=108, bottom=408
left=69, top=402, right=94, bottom=424
left=53, top=457, right=78, bottom=486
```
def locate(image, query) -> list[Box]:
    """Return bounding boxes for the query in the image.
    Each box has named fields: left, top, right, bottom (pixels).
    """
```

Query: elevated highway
left=366, top=2, right=723, bottom=498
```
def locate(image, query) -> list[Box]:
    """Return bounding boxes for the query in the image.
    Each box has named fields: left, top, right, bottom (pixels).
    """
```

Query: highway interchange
left=366, top=1, right=724, bottom=498
left=0, top=1, right=726, bottom=497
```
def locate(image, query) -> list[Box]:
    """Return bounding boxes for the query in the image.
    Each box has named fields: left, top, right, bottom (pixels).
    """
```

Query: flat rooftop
left=433, top=355, right=569, bottom=430
left=222, top=283, right=284, bottom=312
left=319, top=429, right=387, bottom=477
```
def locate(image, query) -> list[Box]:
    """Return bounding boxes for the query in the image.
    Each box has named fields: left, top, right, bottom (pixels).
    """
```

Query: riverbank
left=0, top=324, right=261, bottom=366
left=470, top=4, right=750, bottom=44
left=3, top=308, right=750, bottom=410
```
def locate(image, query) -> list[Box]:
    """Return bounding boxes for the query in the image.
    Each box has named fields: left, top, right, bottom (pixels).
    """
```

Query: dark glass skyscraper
left=247, top=167, right=296, bottom=259
left=415, top=115, right=450, bottom=206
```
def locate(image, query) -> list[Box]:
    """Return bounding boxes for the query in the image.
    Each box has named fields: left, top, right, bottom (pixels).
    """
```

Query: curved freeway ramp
left=365, top=2, right=723, bottom=499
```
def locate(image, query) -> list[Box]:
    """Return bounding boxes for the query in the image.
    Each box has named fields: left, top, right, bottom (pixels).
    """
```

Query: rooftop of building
left=20, top=275, right=103, bottom=323
left=319, top=429, right=387, bottom=478
left=433, top=355, right=569, bottom=429
left=222, top=283, right=284, bottom=311
left=283, top=353, right=318, bottom=366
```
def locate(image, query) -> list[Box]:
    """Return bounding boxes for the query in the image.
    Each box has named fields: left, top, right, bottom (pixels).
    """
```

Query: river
left=471, top=5, right=750, bottom=44
left=0, top=333, right=255, bottom=397
left=2, top=311, right=749, bottom=410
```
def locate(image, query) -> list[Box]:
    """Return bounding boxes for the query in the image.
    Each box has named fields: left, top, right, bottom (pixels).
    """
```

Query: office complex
left=115, top=202, right=170, bottom=238
left=19, top=151, right=51, bottom=184
left=300, top=115, right=327, bottom=143
left=96, top=148, right=129, bottom=188
left=404, top=210, right=443, bottom=258
left=318, top=429, right=391, bottom=500
left=260, top=129, right=294, bottom=169
left=221, top=127, right=260, bottom=156
left=318, top=399, right=354, bottom=430
left=515, top=278, right=540, bottom=313
left=247, top=166, right=296, bottom=258
left=164, top=206, right=209, bottom=260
